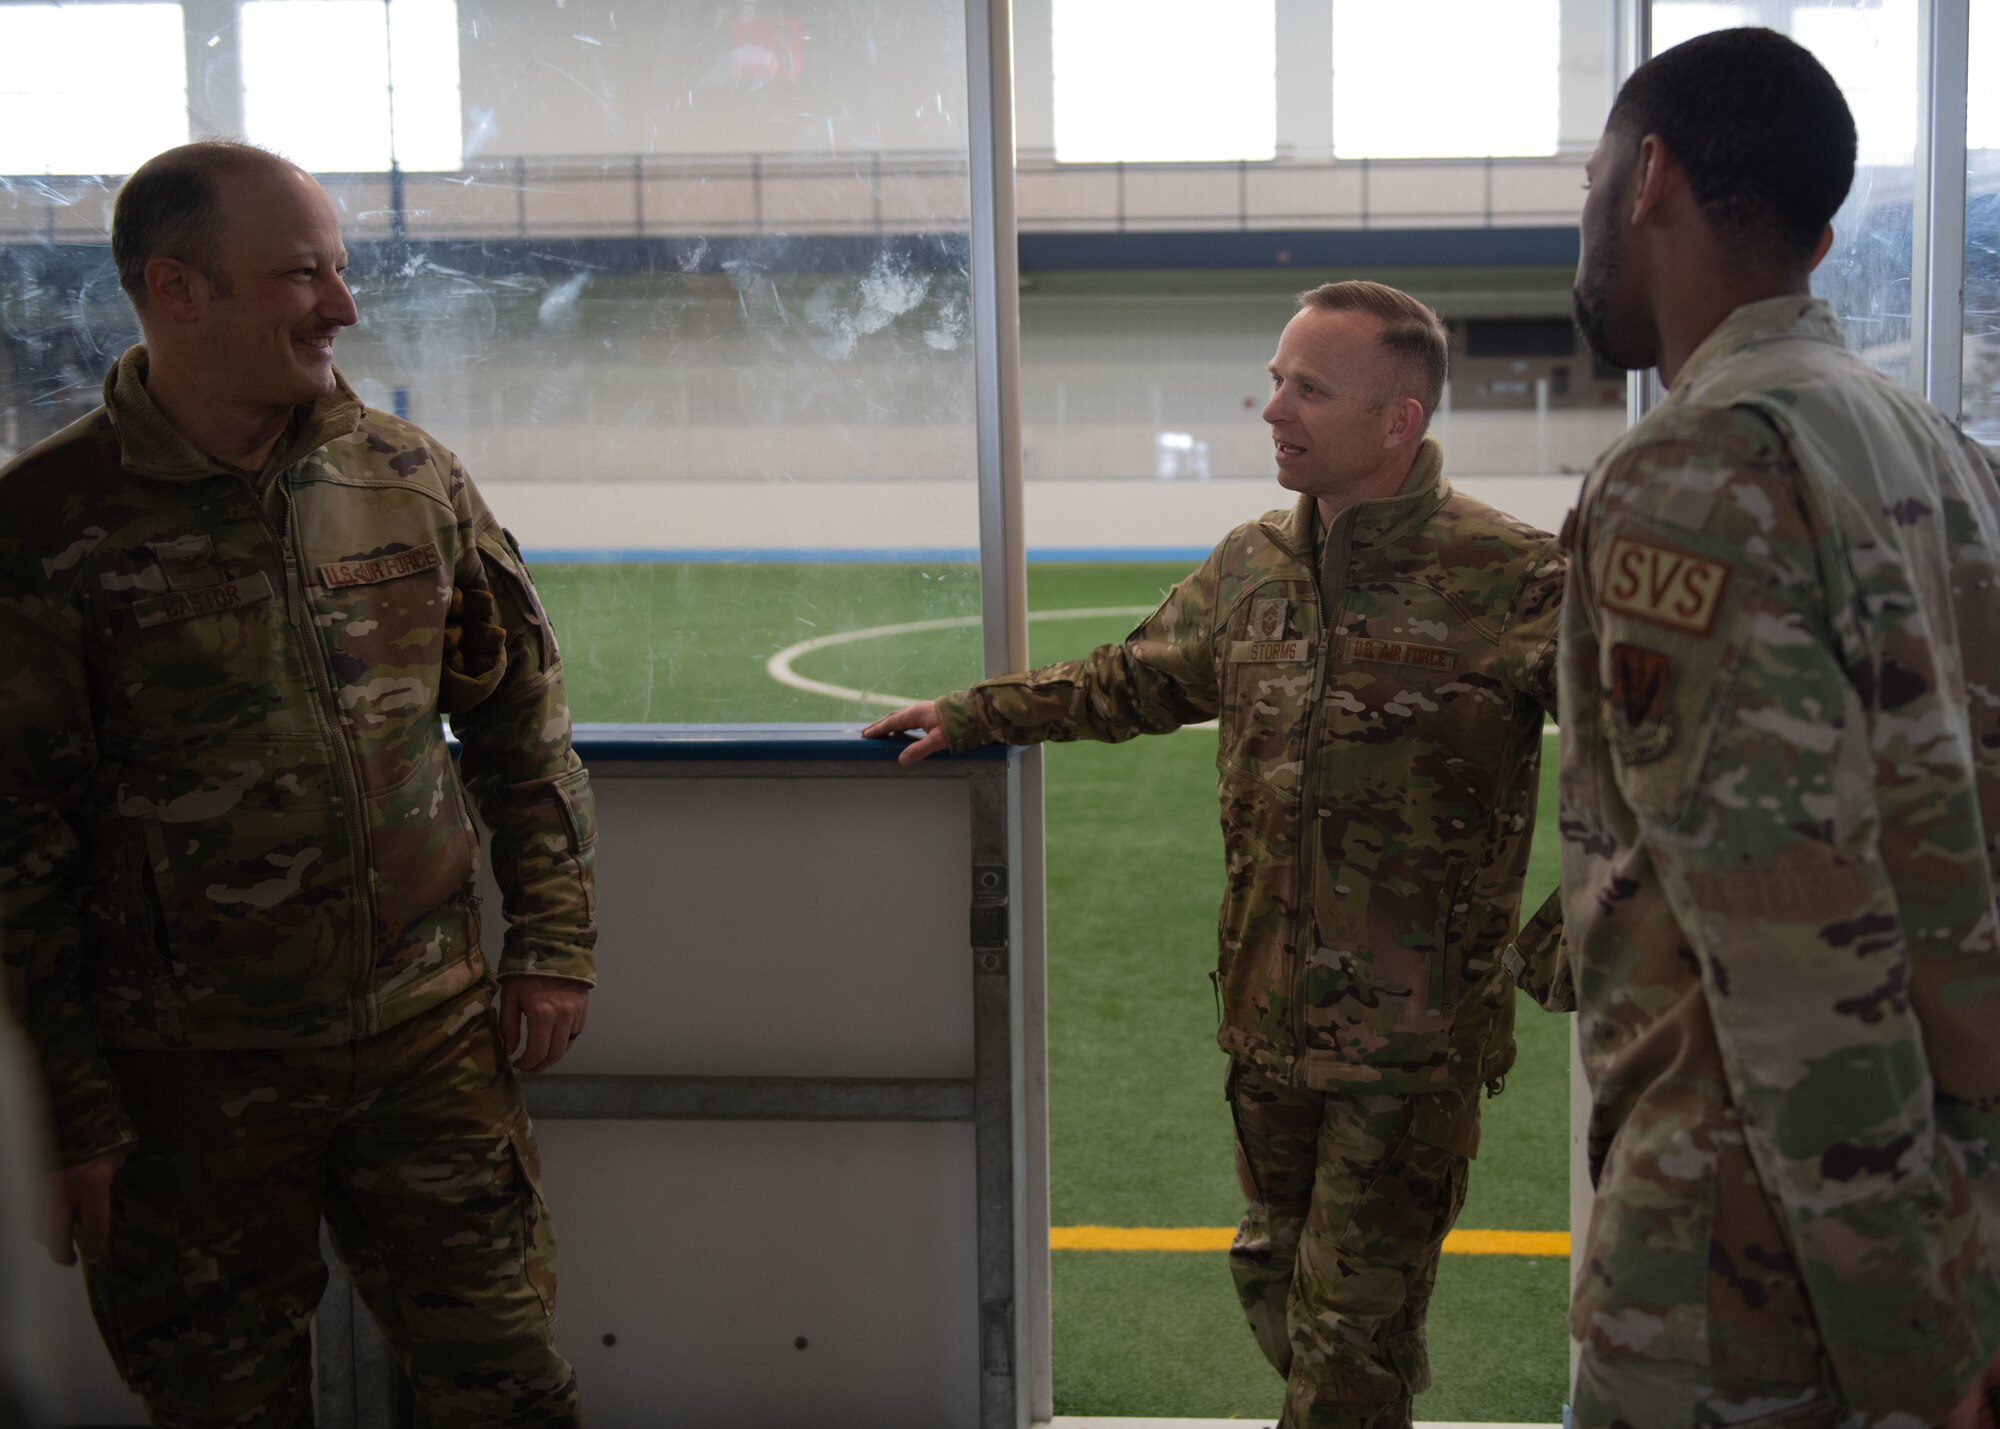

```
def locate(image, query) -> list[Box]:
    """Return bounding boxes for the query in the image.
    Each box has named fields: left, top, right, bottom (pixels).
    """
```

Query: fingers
left=508, top=985, right=588, bottom=1073
left=898, top=728, right=950, bottom=765
left=862, top=701, right=938, bottom=740
left=74, top=1178, right=113, bottom=1265
left=515, top=1003, right=561, bottom=1072
left=497, top=979, right=524, bottom=1062
left=42, top=1152, right=123, bottom=1267
left=41, top=1182, right=77, bottom=1268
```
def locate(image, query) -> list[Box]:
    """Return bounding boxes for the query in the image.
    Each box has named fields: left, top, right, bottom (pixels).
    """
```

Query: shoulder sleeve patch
left=1600, top=534, right=1732, bottom=635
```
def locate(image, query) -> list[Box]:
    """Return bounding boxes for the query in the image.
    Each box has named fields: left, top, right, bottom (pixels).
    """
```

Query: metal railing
left=0, top=149, right=1590, bottom=246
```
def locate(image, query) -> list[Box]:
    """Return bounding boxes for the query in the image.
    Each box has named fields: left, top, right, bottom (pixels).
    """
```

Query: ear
left=1628, top=133, right=1674, bottom=228
left=1381, top=395, right=1426, bottom=449
left=1808, top=223, right=1835, bottom=272
left=143, top=257, right=206, bottom=325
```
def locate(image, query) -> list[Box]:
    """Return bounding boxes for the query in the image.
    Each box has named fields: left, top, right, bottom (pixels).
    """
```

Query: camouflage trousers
left=83, top=980, right=578, bottom=1429
left=1226, top=1062, right=1480, bottom=1429
left=1571, top=1118, right=1840, bottom=1429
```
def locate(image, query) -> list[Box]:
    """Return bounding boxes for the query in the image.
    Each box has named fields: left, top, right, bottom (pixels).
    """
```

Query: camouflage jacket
left=1557, top=297, right=2000, bottom=1421
left=0, top=349, right=597, bottom=1166
left=940, top=437, right=1563, bottom=1094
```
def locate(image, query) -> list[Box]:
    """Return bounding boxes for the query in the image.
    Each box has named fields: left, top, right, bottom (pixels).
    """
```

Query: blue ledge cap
left=570, top=722, right=1011, bottom=763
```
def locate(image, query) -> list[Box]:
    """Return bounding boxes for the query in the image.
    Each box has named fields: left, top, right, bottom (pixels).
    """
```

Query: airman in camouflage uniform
left=1557, top=30, right=2000, bottom=1426
left=869, top=282, right=1563, bottom=1428
left=0, top=142, right=595, bottom=1426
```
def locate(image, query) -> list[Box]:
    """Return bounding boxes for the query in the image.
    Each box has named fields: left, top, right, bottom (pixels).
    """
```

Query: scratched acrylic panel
left=1652, top=1, right=1918, bottom=384
left=1965, top=0, right=2000, bottom=438
left=0, top=0, right=985, bottom=725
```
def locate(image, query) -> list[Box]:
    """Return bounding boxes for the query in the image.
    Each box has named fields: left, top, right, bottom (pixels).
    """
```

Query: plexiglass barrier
left=1654, top=0, right=1935, bottom=389
left=1967, top=0, right=2000, bottom=438
left=0, top=0, right=986, bottom=725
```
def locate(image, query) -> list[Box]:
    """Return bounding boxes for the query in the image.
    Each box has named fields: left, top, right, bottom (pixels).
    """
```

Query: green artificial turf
left=530, top=560, right=1572, bottom=1421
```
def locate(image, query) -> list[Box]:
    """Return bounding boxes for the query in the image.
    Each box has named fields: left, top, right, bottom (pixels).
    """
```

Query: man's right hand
left=862, top=701, right=948, bottom=765
left=42, top=1148, right=125, bottom=1267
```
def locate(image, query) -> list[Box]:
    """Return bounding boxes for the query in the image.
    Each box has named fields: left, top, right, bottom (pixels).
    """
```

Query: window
left=1651, top=1, right=1918, bottom=384
left=1332, top=0, right=1558, bottom=159
left=1649, top=3, right=1750, bottom=57
left=1794, top=1, right=1916, bottom=166
left=0, top=4, right=187, bottom=175
left=1964, top=0, right=2000, bottom=436
left=241, top=0, right=463, bottom=172
left=1051, top=0, right=1275, bottom=163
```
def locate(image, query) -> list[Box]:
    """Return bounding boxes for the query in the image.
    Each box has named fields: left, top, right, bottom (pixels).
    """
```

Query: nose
left=322, top=272, right=359, bottom=328
left=1262, top=387, right=1287, bottom=427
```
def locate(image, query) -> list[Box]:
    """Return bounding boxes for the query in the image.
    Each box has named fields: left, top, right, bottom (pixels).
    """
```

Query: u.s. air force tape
left=319, top=542, right=444, bottom=590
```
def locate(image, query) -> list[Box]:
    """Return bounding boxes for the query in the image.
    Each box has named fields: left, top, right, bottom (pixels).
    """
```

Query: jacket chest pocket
left=1322, top=584, right=1510, bottom=796
left=1219, top=584, right=1319, bottom=796
left=310, top=536, right=455, bottom=794
left=107, top=569, right=305, bottom=733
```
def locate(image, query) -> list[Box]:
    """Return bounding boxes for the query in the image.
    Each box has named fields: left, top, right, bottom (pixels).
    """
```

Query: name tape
left=1228, top=638, right=1311, bottom=663
left=132, top=572, right=276, bottom=628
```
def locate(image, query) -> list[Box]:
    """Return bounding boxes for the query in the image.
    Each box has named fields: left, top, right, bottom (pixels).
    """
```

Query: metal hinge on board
left=971, top=862, right=1009, bottom=975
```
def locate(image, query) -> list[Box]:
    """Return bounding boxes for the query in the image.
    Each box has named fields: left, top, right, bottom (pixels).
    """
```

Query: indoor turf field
left=533, top=558, right=1571, bottom=1423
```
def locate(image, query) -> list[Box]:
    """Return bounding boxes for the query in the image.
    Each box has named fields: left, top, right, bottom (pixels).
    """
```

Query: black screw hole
left=602, top=1333, right=617, bottom=1347
left=794, top=1336, right=809, bottom=1350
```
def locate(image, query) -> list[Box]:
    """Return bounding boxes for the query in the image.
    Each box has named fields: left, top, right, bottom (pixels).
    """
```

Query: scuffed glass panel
left=1650, top=0, right=1916, bottom=383
left=1965, top=0, right=2000, bottom=438
left=0, top=0, right=983, bottom=725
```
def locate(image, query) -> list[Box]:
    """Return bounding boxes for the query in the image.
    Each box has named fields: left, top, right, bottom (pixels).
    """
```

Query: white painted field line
left=766, top=606, right=1155, bottom=709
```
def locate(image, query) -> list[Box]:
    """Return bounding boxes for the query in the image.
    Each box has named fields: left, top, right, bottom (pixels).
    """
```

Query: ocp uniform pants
left=84, top=980, right=578, bottom=1429
left=1226, top=1062, right=1480, bottom=1429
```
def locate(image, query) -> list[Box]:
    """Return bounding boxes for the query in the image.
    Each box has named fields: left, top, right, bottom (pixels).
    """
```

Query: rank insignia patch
left=148, top=534, right=226, bottom=591
left=1608, top=642, right=1675, bottom=763
left=1601, top=534, right=1731, bottom=634
left=1250, top=598, right=1288, bottom=641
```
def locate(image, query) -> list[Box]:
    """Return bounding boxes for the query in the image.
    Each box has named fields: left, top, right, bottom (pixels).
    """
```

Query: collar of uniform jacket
left=1671, top=294, right=1846, bottom=395
left=102, top=344, right=367, bottom=482
left=1259, top=432, right=1450, bottom=557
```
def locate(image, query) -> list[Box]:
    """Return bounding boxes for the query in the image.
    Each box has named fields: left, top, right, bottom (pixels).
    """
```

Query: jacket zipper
left=263, top=473, right=376, bottom=1029
left=1293, top=508, right=1355, bottom=1072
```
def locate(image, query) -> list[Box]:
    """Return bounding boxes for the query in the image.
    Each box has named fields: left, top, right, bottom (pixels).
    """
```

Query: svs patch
left=1601, top=534, right=1730, bottom=634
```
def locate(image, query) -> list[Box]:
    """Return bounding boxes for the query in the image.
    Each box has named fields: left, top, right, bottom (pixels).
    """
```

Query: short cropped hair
left=1609, top=27, right=1855, bottom=260
left=111, top=140, right=294, bottom=306
left=1297, top=280, right=1449, bottom=427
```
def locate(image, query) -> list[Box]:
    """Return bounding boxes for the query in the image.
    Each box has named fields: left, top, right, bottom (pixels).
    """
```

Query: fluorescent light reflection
left=1332, top=0, right=1558, bottom=158
left=1053, top=0, right=1276, bottom=163
left=0, top=4, right=189, bottom=174
left=242, top=0, right=463, bottom=172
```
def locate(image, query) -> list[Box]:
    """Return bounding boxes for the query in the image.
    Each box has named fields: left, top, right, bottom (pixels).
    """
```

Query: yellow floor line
left=1050, top=1226, right=1568, bottom=1256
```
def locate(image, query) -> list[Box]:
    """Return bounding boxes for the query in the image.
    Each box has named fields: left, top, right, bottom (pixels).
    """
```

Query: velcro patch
left=319, top=542, right=443, bottom=589
left=1342, top=635, right=1457, bottom=673
left=1601, top=534, right=1730, bottom=634
left=1228, top=639, right=1310, bottom=663
left=1608, top=642, right=1675, bottom=763
left=1249, top=597, right=1289, bottom=641
left=132, top=572, right=276, bottom=628
left=147, top=534, right=225, bottom=591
